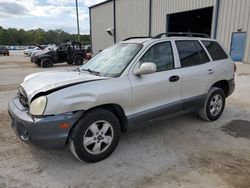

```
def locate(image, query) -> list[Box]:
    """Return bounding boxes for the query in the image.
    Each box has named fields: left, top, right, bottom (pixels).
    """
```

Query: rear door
left=201, top=40, right=234, bottom=82
left=175, top=40, right=212, bottom=108
left=129, top=41, right=182, bottom=118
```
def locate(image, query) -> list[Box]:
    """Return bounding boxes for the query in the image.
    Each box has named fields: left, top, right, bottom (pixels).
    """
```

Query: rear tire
left=41, top=58, right=53, bottom=68
left=73, top=55, right=84, bottom=65
left=198, top=87, right=225, bottom=121
left=69, top=109, right=120, bottom=162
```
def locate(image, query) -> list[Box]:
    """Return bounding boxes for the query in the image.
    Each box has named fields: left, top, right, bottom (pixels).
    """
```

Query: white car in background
left=23, top=47, right=41, bottom=56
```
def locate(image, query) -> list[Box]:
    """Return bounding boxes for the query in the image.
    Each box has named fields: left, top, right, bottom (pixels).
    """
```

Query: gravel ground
left=0, top=51, right=250, bottom=188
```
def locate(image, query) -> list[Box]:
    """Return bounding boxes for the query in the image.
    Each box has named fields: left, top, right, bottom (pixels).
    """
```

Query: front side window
left=202, top=41, right=228, bottom=61
left=140, top=42, right=174, bottom=72
left=81, top=43, right=142, bottom=77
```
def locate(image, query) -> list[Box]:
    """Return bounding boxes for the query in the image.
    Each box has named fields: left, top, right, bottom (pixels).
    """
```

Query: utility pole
left=75, top=0, right=80, bottom=42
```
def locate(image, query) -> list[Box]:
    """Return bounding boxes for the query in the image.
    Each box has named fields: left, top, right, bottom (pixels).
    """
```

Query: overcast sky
left=0, top=0, right=105, bottom=34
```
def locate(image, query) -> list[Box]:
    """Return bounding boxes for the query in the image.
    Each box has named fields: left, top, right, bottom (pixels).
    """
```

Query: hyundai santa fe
left=8, top=33, right=235, bottom=162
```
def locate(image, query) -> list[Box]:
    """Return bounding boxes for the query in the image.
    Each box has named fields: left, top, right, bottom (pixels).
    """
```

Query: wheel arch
left=211, top=80, right=230, bottom=97
left=40, top=55, right=55, bottom=63
left=66, top=103, right=128, bottom=145
left=73, top=53, right=84, bottom=58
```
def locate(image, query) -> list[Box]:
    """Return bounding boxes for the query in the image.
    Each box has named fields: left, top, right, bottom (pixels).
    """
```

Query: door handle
left=207, top=69, right=214, bottom=74
left=169, top=75, right=180, bottom=82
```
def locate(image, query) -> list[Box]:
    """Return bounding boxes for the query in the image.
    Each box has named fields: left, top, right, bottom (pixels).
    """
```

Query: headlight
left=30, top=96, right=47, bottom=116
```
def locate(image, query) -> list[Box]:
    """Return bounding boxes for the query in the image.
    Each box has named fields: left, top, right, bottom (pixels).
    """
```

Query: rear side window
left=202, top=41, right=228, bottom=61
left=176, top=40, right=209, bottom=67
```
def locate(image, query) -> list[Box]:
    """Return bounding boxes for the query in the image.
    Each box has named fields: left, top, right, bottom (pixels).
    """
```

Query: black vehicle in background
left=0, top=46, right=9, bottom=56
left=32, top=40, right=86, bottom=68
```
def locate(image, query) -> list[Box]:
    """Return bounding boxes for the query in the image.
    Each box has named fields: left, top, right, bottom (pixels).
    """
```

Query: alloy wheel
left=83, top=120, right=113, bottom=155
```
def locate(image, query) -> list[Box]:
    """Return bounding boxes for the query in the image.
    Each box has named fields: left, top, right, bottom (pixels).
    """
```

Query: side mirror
left=135, top=62, right=157, bottom=76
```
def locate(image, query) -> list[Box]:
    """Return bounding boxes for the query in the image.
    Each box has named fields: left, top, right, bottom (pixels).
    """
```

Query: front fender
left=45, top=92, right=97, bottom=115
left=43, top=78, right=131, bottom=116
left=38, top=55, right=54, bottom=62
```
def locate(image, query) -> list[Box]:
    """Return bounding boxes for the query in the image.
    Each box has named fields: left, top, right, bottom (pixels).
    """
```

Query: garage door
left=167, top=7, right=213, bottom=37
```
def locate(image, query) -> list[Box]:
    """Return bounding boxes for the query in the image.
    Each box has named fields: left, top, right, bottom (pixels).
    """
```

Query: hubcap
left=83, top=120, right=113, bottom=155
left=209, top=94, right=223, bottom=116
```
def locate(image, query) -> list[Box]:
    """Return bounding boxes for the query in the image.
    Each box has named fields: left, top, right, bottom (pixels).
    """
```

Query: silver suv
left=8, top=33, right=235, bottom=162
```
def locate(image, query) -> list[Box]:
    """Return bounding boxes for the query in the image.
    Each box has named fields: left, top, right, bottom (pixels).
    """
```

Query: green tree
left=34, top=31, right=45, bottom=44
left=0, top=26, right=90, bottom=45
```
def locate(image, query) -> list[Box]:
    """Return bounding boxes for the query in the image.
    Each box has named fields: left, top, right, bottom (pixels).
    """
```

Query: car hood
left=21, top=70, right=107, bottom=102
left=34, top=49, right=51, bottom=56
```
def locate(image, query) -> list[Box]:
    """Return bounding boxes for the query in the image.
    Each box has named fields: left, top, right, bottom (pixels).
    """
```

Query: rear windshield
left=202, top=41, right=228, bottom=61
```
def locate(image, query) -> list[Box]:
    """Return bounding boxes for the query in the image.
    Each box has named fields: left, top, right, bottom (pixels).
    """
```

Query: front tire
left=69, top=109, right=120, bottom=162
left=41, top=58, right=53, bottom=68
left=199, top=87, right=225, bottom=121
left=73, top=55, right=84, bottom=65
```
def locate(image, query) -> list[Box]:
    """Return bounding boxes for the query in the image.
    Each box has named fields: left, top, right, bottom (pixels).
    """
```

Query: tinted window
left=176, top=40, right=209, bottom=67
left=202, top=41, right=228, bottom=60
left=196, top=41, right=210, bottom=63
left=140, top=42, right=174, bottom=72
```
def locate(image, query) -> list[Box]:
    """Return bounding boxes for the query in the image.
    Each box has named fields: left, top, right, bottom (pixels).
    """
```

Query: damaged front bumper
left=8, top=97, right=84, bottom=149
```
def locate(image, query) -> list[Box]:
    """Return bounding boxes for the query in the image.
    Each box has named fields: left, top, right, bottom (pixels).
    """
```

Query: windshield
left=45, top=45, right=57, bottom=51
left=80, top=43, right=142, bottom=77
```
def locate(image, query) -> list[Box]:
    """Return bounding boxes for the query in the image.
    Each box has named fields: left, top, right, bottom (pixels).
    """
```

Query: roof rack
left=153, top=32, right=210, bottom=39
left=123, top=36, right=151, bottom=41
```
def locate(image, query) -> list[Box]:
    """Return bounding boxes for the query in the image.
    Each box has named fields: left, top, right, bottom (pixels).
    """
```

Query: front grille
left=17, top=86, right=28, bottom=107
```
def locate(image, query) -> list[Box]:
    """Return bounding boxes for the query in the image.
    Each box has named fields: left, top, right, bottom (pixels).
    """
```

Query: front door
left=129, top=41, right=182, bottom=119
left=230, top=32, right=247, bottom=62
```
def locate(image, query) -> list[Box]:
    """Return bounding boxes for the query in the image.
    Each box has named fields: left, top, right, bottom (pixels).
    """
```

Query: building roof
left=89, top=0, right=113, bottom=9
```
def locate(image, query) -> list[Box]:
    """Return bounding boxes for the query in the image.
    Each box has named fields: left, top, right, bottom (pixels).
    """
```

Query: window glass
left=140, top=42, right=174, bottom=72
left=202, top=41, right=228, bottom=60
left=195, top=41, right=210, bottom=63
left=176, top=41, right=201, bottom=67
left=81, top=43, right=142, bottom=77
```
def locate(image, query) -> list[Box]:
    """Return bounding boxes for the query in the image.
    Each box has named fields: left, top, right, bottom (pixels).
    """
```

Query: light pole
left=75, top=0, right=80, bottom=42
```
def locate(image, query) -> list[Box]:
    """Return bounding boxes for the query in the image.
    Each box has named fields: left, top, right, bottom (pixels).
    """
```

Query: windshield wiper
left=73, top=67, right=100, bottom=76
left=81, top=68, right=100, bottom=76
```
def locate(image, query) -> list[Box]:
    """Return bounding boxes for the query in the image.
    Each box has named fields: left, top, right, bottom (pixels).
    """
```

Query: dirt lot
left=0, top=51, right=250, bottom=188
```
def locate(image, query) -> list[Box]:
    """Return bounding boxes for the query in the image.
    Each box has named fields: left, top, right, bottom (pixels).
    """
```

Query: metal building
left=89, top=0, right=250, bottom=63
